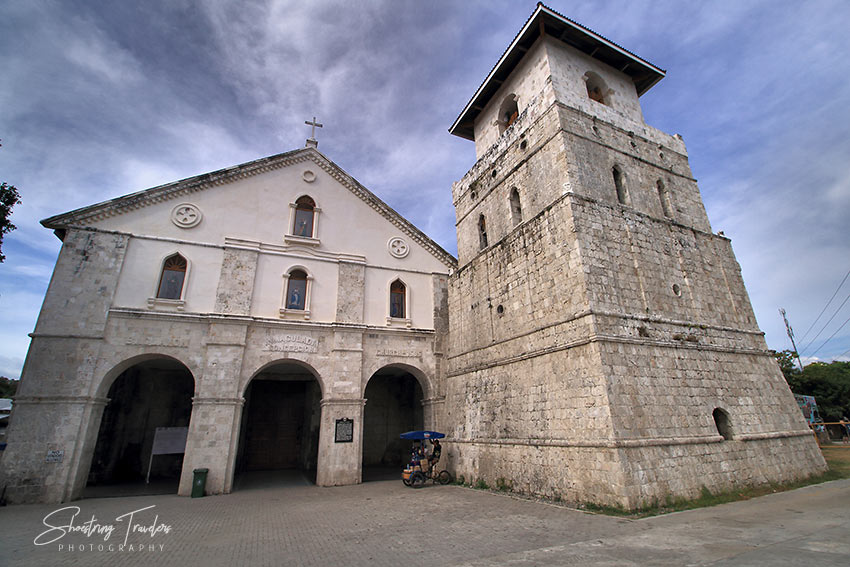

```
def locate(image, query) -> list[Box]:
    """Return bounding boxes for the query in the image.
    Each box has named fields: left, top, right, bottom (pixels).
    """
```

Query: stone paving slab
left=0, top=478, right=848, bottom=566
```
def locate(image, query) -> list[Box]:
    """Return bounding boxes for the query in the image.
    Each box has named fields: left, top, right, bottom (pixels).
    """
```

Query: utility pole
left=779, top=308, right=804, bottom=372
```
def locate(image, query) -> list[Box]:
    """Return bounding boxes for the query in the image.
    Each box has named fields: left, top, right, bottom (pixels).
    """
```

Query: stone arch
left=361, top=362, right=432, bottom=399
left=242, top=356, right=326, bottom=398
left=95, top=352, right=198, bottom=399
left=234, top=358, right=325, bottom=485
left=361, top=363, right=428, bottom=476
left=85, top=354, right=197, bottom=496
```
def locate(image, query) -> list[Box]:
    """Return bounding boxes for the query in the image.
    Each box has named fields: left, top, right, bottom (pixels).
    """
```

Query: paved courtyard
left=1, top=474, right=849, bottom=566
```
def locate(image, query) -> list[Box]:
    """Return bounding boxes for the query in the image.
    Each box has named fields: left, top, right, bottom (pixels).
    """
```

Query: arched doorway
left=86, top=357, right=195, bottom=497
left=362, top=365, right=425, bottom=481
left=235, top=361, right=322, bottom=487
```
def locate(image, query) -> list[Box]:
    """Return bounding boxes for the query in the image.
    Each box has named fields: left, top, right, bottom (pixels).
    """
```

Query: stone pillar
left=214, top=246, right=259, bottom=315
left=180, top=396, right=244, bottom=496
left=336, top=261, right=365, bottom=323
left=316, top=398, right=365, bottom=486
left=0, top=396, right=108, bottom=504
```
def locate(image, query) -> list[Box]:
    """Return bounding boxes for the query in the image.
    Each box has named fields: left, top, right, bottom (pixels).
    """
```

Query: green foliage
left=495, top=477, right=511, bottom=492
left=0, top=376, right=18, bottom=398
left=0, top=182, right=21, bottom=263
left=474, top=478, right=489, bottom=490
left=771, top=349, right=801, bottom=380
left=786, top=361, right=850, bottom=421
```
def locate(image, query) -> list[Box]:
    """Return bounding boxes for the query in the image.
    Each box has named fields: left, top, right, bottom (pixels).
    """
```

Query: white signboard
left=152, top=427, right=189, bottom=455
left=147, top=427, right=188, bottom=484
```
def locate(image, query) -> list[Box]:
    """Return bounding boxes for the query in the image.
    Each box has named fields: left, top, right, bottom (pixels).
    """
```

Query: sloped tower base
left=444, top=5, right=825, bottom=508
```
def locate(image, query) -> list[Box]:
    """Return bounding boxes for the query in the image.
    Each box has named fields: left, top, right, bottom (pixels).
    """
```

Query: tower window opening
left=613, top=166, right=628, bottom=205
left=478, top=215, right=488, bottom=250
left=509, top=187, right=522, bottom=227
left=498, top=95, right=519, bottom=134
left=585, top=72, right=610, bottom=106
left=713, top=408, right=733, bottom=441
left=657, top=179, right=673, bottom=218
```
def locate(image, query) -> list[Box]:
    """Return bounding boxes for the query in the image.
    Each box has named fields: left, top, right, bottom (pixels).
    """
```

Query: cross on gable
left=305, top=117, right=323, bottom=139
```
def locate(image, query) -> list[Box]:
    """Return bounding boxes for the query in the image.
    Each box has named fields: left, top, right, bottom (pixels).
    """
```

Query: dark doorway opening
left=85, top=358, right=194, bottom=498
left=235, top=363, right=321, bottom=489
left=362, top=367, right=423, bottom=481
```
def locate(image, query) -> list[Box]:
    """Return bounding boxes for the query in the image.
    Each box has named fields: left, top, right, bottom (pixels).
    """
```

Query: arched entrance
left=235, top=361, right=322, bottom=487
left=86, top=357, right=195, bottom=497
left=362, top=365, right=425, bottom=481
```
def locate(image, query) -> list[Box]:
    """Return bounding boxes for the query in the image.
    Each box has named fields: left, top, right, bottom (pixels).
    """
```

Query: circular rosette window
left=171, top=203, right=203, bottom=228
left=387, top=237, right=410, bottom=259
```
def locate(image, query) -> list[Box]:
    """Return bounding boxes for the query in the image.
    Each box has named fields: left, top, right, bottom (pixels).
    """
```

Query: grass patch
left=496, top=477, right=511, bottom=492
left=580, top=447, right=850, bottom=518
left=474, top=478, right=490, bottom=490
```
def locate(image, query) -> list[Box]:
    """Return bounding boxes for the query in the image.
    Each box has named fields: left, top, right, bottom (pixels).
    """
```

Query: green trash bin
left=191, top=468, right=208, bottom=498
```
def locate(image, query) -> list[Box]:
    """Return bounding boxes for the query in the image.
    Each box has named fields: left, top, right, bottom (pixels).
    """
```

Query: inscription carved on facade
left=264, top=333, right=318, bottom=353
left=126, top=336, right=190, bottom=348
left=376, top=348, right=421, bottom=358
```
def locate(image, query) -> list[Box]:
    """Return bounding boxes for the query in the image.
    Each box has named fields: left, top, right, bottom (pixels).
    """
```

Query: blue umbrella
left=399, top=430, right=445, bottom=440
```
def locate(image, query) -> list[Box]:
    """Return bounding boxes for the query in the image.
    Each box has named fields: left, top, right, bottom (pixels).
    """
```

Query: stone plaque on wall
left=45, top=450, right=64, bottom=463
left=335, top=418, right=354, bottom=443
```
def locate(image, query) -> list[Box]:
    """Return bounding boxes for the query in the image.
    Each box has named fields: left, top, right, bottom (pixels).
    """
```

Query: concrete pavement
left=1, top=474, right=848, bottom=566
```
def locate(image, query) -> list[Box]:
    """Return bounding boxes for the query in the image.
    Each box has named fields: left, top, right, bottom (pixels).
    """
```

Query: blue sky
left=1, top=0, right=849, bottom=379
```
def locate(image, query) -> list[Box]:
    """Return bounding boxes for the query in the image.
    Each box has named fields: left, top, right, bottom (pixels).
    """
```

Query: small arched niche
left=478, top=214, right=488, bottom=250
left=509, top=187, right=522, bottom=227
left=584, top=72, right=610, bottom=106
left=613, top=165, right=628, bottom=205
left=713, top=407, right=734, bottom=441
left=497, top=94, right=519, bottom=134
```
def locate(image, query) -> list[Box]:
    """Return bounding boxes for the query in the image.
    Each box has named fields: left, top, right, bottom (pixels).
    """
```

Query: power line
left=806, top=311, right=850, bottom=359
left=799, top=265, right=850, bottom=344
left=800, top=289, right=850, bottom=355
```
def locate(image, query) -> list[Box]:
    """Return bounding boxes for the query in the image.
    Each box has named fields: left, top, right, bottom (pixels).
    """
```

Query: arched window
left=613, top=166, right=628, bottom=205
left=509, top=187, right=522, bottom=227
left=156, top=254, right=187, bottom=300
left=713, top=408, right=733, bottom=441
left=657, top=179, right=672, bottom=218
left=585, top=72, right=609, bottom=106
left=498, top=95, right=519, bottom=134
left=478, top=215, right=488, bottom=250
left=285, top=269, right=308, bottom=310
left=293, top=196, right=316, bottom=237
left=390, top=280, right=406, bottom=319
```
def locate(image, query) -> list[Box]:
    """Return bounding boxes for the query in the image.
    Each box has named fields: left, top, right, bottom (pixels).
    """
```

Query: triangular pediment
left=42, top=147, right=456, bottom=269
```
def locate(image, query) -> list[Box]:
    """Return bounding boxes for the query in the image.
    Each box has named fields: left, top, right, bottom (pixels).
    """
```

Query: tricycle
left=400, top=430, right=452, bottom=488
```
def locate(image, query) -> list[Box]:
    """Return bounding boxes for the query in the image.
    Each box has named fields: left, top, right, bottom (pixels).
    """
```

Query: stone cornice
left=41, top=148, right=458, bottom=270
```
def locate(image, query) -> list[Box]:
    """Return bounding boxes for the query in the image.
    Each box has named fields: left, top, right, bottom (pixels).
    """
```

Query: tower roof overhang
left=449, top=3, right=666, bottom=141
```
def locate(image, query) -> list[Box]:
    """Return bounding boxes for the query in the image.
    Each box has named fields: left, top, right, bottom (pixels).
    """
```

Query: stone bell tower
left=444, top=4, right=825, bottom=509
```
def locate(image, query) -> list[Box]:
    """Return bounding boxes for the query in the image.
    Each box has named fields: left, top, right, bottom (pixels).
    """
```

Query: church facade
left=0, top=5, right=825, bottom=507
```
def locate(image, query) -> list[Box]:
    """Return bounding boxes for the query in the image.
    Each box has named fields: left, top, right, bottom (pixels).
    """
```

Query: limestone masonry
left=0, top=4, right=825, bottom=508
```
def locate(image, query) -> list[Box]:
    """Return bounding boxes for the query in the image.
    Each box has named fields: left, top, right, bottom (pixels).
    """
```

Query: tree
left=771, top=349, right=801, bottom=381
left=785, top=361, right=850, bottom=421
left=0, top=376, right=18, bottom=398
left=1, top=140, right=23, bottom=263
left=0, top=182, right=21, bottom=262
